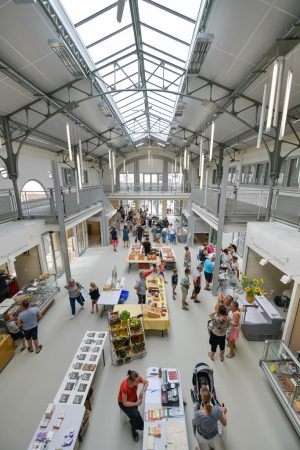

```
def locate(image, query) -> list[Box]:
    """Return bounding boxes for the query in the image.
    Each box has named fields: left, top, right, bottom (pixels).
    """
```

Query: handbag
left=207, top=319, right=214, bottom=335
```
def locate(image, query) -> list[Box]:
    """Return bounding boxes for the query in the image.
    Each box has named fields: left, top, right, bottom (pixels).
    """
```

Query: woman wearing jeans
left=118, top=370, right=148, bottom=442
left=65, top=279, right=84, bottom=320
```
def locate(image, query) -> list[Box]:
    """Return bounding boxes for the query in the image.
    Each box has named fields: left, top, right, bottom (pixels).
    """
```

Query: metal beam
left=129, top=0, right=151, bottom=132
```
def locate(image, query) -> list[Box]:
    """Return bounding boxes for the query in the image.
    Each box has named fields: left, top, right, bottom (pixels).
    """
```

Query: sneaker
left=182, top=306, right=189, bottom=311
left=194, top=300, right=201, bottom=303
left=70, top=315, right=75, bottom=320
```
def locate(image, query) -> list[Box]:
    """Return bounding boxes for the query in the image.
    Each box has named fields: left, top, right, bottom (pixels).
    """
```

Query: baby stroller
left=191, top=362, right=219, bottom=406
left=191, top=362, right=225, bottom=437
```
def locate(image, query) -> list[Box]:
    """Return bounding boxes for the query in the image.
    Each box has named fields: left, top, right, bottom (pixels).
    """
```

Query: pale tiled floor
left=0, top=236, right=299, bottom=450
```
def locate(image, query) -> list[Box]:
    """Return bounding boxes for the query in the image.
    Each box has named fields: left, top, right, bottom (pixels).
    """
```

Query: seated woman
left=193, top=387, right=227, bottom=450
left=118, top=370, right=148, bottom=442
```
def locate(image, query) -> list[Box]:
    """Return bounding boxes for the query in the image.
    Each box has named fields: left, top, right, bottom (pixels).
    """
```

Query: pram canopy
left=191, top=362, right=219, bottom=406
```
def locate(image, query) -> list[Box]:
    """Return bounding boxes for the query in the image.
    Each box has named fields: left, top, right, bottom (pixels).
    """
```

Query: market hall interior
left=0, top=1, right=300, bottom=450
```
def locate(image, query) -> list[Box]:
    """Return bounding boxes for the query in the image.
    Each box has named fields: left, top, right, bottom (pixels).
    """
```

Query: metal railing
left=0, top=186, right=105, bottom=223
left=272, top=188, right=300, bottom=227
left=104, top=183, right=191, bottom=194
left=0, top=189, right=18, bottom=222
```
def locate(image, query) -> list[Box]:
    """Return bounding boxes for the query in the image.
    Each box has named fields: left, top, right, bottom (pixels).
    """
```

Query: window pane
left=287, top=158, right=300, bottom=187
left=151, top=174, right=158, bottom=183
left=276, top=160, right=287, bottom=186
left=256, top=164, right=264, bottom=184
left=248, top=165, right=255, bottom=184
left=241, top=166, right=248, bottom=184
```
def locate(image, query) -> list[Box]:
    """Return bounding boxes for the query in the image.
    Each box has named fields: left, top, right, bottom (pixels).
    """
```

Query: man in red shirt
left=118, top=370, right=149, bottom=442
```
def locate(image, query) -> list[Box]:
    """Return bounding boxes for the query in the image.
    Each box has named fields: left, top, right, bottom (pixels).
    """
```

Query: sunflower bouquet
left=240, top=274, right=267, bottom=297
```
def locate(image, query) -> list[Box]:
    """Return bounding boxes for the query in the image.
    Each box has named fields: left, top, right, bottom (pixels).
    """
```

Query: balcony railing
left=104, top=184, right=191, bottom=194
left=272, top=188, right=300, bottom=227
left=0, top=186, right=105, bottom=223
left=191, top=185, right=300, bottom=226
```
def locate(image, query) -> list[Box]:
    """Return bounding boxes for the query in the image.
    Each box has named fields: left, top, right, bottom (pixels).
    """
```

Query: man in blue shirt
left=204, top=256, right=215, bottom=290
left=134, top=272, right=146, bottom=304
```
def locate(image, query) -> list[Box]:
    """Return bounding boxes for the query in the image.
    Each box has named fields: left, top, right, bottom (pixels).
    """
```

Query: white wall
left=0, top=142, right=101, bottom=191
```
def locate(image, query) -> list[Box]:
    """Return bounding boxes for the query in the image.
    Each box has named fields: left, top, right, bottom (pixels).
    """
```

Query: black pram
left=190, top=362, right=219, bottom=406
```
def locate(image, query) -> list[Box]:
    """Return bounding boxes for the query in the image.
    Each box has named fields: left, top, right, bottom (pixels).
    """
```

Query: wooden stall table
left=142, top=367, right=188, bottom=450
left=0, top=334, right=14, bottom=372
left=142, top=305, right=170, bottom=335
left=159, top=245, right=176, bottom=270
left=126, top=246, right=160, bottom=272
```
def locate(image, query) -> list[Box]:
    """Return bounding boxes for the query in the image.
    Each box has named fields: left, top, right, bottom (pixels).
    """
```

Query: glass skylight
left=60, top=0, right=202, bottom=141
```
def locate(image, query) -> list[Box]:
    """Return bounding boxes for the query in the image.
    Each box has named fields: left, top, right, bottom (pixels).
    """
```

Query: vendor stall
left=27, top=331, right=107, bottom=450
left=142, top=367, right=188, bottom=450
left=0, top=274, right=59, bottom=333
left=260, top=340, right=300, bottom=437
left=107, top=308, right=146, bottom=366
left=114, top=274, right=170, bottom=335
left=126, top=243, right=160, bottom=271
left=97, top=267, right=126, bottom=317
left=229, top=291, right=285, bottom=341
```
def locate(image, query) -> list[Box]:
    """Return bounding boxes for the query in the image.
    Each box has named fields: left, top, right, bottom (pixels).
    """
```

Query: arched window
left=21, top=180, right=47, bottom=202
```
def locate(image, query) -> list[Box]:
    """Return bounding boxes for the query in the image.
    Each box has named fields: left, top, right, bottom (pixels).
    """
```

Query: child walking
left=158, top=261, right=167, bottom=283
left=89, top=282, right=100, bottom=314
left=171, top=269, right=178, bottom=300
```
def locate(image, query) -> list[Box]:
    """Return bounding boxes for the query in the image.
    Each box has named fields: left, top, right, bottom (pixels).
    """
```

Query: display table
left=0, top=275, right=59, bottom=332
left=160, top=246, right=176, bottom=268
left=143, top=367, right=188, bottom=450
left=126, top=243, right=160, bottom=271
left=0, top=334, right=14, bottom=372
left=144, top=275, right=170, bottom=335
left=260, top=340, right=300, bottom=436
left=27, top=404, right=85, bottom=450
left=27, top=331, right=107, bottom=450
left=53, top=331, right=107, bottom=406
left=237, top=293, right=285, bottom=341
left=97, top=291, right=122, bottom=317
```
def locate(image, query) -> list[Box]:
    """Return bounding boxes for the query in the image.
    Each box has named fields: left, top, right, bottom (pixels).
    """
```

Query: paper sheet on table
left=167, top=444, right=188, bottom=450
left=146, top=389, right=161, bottom=404
left=167, top=420, right=185, bottom=434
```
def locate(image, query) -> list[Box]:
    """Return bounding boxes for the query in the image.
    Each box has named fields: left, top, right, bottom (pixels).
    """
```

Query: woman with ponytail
left=118, top=369, right=148, bottom=442
left=193, top=387, right=227, bottom=450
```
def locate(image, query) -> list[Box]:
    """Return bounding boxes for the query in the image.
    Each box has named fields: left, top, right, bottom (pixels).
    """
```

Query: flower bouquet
left=240, top=275, right=266, bottom=303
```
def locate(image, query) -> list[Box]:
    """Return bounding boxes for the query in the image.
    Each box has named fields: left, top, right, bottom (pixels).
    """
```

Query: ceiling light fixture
left=188, top=32, right=214, bottom=74
left=183, top=148, right=187, bottom=170
left=257, top=83, right=268, bottom=149
left=199, top=138, right=203, bottom=176
left=78, top=139, right=84, bottom=184
left=48, top=38, right=85, bottom=78
left=136, top=142, right=144, bottom=148
left=66, top=123, right=72, bottom=161
left=266, top=59, right=279, bottom=131
left=259, top=258, right=268, bottom=266
left=199, top=153, right=204, bottom=190
left=175, top=102, right=186, bottom=117
left=273, top=59, right=284, bottom=127
left=108, top=149, right=112, bottom=170
left=280, top=275, right=291, bottom=284
left=13, top=0, right=36, bottom=3
left=209, top=121, right=215, bottom=161
left=97, top=102, right=113, bottom=118
left=76, top=152, right=82, bottom=189
left=157, top=142, right=165, bottom=147
left=279, top=68, right=293, bottom=140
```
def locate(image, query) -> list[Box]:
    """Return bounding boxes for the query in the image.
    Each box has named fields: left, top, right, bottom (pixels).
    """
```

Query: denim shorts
left=11, top=330, right=25, bottom=341
left=24, top=326, right=38, bottom=341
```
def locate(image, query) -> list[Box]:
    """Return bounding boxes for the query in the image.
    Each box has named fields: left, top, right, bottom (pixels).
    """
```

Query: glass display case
left=260, top=340, right=300, bottom=436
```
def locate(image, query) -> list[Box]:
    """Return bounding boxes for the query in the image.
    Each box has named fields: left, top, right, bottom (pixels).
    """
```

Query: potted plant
left=240, top=275, right=266, bottom=303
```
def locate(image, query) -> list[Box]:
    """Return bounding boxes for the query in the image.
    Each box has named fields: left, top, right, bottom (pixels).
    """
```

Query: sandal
left=20, top=347, right=26, bottom=352
left=208, top=352, right=214, bottom=361
left=220, top=356, right=224, bottom=361
left=226, top=353, right=235, bottom=358
left=36, top=345, right=43, bottom=354
left=28, top=348, right=34, bottom=353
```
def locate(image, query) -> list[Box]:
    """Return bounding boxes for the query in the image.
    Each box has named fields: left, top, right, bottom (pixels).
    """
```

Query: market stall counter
left=126, top=243, right=160, bottom=271
left=151, top=244, right=176, bottom=270
left=260, top=340, right=300, bottom=436
left=0, top=274, right=59, bottom=333
left=143, top=367, right=189, bottom=450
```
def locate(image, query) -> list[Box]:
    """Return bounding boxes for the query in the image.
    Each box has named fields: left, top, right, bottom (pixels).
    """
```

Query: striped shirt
left=194, top=405, right=221, bottom=440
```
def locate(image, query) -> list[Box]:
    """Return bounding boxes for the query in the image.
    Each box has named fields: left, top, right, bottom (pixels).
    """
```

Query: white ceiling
left=0, top=0, right=299, bottom=161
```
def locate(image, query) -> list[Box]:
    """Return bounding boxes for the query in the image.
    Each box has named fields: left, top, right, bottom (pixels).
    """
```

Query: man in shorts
left=180, top=268, right=190, bottom=311
left=204, top=257, right=215, bottom=290
left=18, top=300, right=42, bottom=353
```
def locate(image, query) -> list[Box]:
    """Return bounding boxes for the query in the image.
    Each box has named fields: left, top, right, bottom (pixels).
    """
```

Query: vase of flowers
left=240, top=275, right=266, bottom=303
